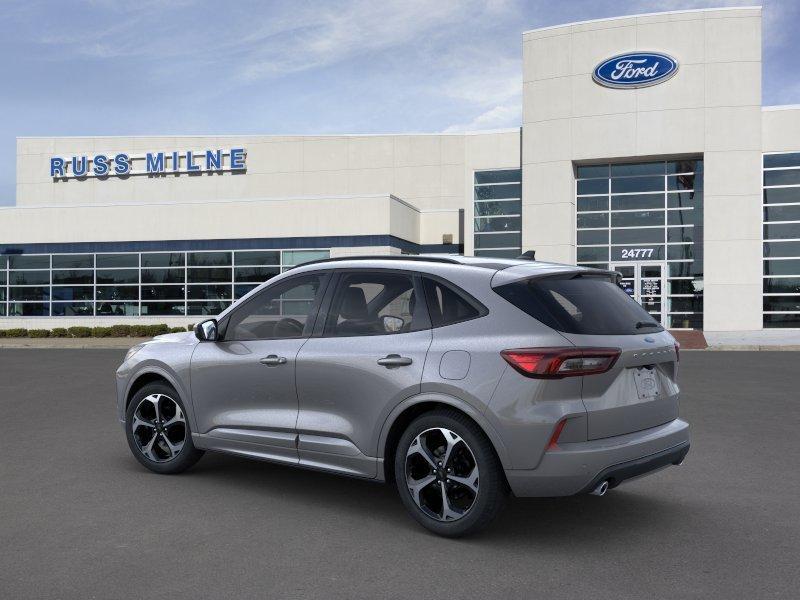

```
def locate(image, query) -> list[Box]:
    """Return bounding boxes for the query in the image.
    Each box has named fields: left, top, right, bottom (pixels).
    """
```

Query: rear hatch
left=493, top=266, right=679, bottom=440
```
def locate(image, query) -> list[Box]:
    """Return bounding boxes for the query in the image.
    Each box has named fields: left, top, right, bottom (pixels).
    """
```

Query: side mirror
left=381, top=315, right=405, bottom=333
left=195, top=319, right=219, bottom=342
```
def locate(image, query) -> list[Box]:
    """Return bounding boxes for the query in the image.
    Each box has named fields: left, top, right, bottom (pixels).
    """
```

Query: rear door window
left=494, top=273, right=662, bottom=335
left=422, top=277, right=484, bottom=327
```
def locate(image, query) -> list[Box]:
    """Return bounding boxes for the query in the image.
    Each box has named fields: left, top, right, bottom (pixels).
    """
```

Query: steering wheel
left=274, top=317, right=304, bottom=337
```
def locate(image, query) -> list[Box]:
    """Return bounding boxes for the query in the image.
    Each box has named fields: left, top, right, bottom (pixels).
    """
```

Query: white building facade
left=2, top=6, right=799, bottom=335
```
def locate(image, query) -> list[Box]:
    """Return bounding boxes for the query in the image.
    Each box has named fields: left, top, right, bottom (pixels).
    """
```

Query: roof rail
left=290, top=255, right=462, bottom=269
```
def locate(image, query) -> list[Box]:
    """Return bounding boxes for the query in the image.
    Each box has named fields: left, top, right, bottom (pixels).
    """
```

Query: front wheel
left=394, top=409, right=507, bottom=537
left=125, top=382, right=204, bottom=474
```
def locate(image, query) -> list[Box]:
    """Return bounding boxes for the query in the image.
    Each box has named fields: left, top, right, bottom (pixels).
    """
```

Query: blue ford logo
left=593, top=52, right=678, bottom=89
left=644, top=337, right=656, bottom=344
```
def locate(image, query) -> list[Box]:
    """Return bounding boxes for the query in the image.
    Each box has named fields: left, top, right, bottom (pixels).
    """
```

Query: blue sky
left=2, top=0, right=798, bottom=206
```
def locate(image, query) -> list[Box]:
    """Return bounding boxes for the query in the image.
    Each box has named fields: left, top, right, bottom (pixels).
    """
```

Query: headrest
left=340, top=286, right=368, bottom=320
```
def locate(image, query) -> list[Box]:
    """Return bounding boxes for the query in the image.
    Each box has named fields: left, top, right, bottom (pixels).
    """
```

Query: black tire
left=394, top=409, right=508, bottom=537
left=125, top=381, right=204, bottom=474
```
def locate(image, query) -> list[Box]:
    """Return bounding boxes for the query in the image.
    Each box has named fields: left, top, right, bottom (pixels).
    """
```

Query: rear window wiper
left=635, top=321, right=660, bottom=329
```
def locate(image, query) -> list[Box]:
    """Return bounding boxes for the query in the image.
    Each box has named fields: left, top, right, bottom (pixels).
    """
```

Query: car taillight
left=500, top=347, right=621, bottom=378
left=674, top=341, right=680, bottom=362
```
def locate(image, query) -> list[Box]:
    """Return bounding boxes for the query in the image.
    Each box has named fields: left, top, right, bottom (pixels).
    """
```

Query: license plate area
left=633, top=366, right=660, bottom=400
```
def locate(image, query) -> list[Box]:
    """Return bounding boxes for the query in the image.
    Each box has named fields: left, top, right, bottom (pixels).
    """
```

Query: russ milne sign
left=593, top=52, right=678, bottom=89
left=50, top=148, right=246, bottom=179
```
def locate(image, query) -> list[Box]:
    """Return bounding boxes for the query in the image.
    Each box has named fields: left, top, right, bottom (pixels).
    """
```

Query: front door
left=190, top=272, right=330, bottom=464
left=611, top=262, right=666, bottom=326
left=295, top=270, right=432, bottom=478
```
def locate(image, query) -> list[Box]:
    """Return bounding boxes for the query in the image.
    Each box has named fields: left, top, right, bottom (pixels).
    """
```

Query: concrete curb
left=705, top=344, right=800, bottom=351
left=0, top=338, right=150, bottom=349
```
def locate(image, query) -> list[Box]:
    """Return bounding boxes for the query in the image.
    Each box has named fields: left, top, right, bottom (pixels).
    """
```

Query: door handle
left=377, top=354, right=413, bottom=367
left=259, top=355, right=288, bottom=366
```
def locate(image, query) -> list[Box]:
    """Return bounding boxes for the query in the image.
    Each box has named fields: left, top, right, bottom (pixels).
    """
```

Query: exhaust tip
left=590, top=480, right=609, bottom=496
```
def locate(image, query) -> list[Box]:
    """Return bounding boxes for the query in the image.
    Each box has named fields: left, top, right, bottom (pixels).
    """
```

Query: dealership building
left=1, top=6, right=799, bottom=338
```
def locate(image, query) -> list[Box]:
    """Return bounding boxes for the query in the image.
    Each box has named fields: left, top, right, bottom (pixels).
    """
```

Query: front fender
left=118, top=361, right=197, bottom=431
left=375, top=391, right=511, bottom=470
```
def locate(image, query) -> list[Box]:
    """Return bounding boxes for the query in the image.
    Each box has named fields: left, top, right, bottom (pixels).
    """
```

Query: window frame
left=220, top=271, right=332, bottom=342
left=421, top=274, right=488, bottom=329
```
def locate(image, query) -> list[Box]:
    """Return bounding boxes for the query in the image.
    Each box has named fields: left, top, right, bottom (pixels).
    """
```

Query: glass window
left=763, top=278, right=800, bottom=294
left=227, top=274, right=326, bottom=340
left=669, top=279, right=703, bottom=295
left=764, top=169, right=800, bottom=187
left=668, top=227, right=695, bottom=244
left=611, top=211, right=665, bottom=228
left=52, top=286, right=94, bottom=301
left=96, top=269, right=138, bottom=284
left=52, top=254, right=93, bottom=269
left=141, top=285, right=185, bottom=300
left=234, top=266, right=280, bottom=283
left=576, top=165, right=608, bottom=179
left=763, top=188, right=800, bottom=204
left=10, top=287, right=49, bottom=301
left=577, top=230, right=609, bottom=245
left=667, top=191, right=702, bottom=209
left=96, top=286, right=139, bottom=301
left=282, top=250, right=329, bottom=266
left=235, top=251, right=280, bottom=266
left=611, top=194, right=664, bottom=210
left=142, top=268, right=185, bottom=284
left=669, top=297, right=703, bottom=312
left=474, top=249, right=520, bottom=259
left=494, top=273, right=662, bottom=335
left=577, top=213, right=608, bottom=229
left=610, top=162, right=664, bottom=177
left=576, top=179, right=607, bottom=195
left=473, top=217, right=521, bottom=233
left=234, top=284, right=259, bottom=299
left=141, top=253, right=185, bottom=268
left=96, top=302, right=138, bottom=316
left=577, top=247, right=609, bottom=262
left=577, top=197, right=608, bottom=212
left=611, top=176, right=663, bottom=194
left=474, top=184, right=521, bottom=200
left=667, top=160, right=702, bottom=174
left=187, top=268, right=231, bottom=283
left=474, top=233, right=520, bottom=249
left=9, top=255, right=49, bottom=269
left=188, top=252, right=231, bottom=267
left=764, top=205, right=800, bottom=223
left=611, top=246, right=665, bottom=261
left=667, top=245, right=694, bottom=260
left=764, top=153, right=800, bottom=168
left=763, top=314, right=800, bottom=327
left=763, top=296, right=800, bottom=312
left=52, top=302, right=94, bottom=316
left=9, top=271, right=50, bottom=285
left=52, top=270, right=93, bottom=284
left=423, top=278, right=482, bottom=327
left=141, top=302, right=185, bottom=316
left=8, top=302, right=49, bottom=316
left=764, top=259, right=800, bottom=276
left=187, top=285, right=232, bottom=300
left=474, top=169, right=521, bottom=184
left=188, top=301, right=231, bottom=316
left=764, top=241, right=800, bottom=258
left=668, top=209, right=700, bottom=226
left=96, top=254, right=138, bottom=268
left=610, top=228, right=664, bottom=245
left=764, top=223, right=800, bottom=240
left=667, top=174, right=699, bottom=191
left=474, top=200, right=521, bottom=217
left=326, top=272, right=423, bottom=337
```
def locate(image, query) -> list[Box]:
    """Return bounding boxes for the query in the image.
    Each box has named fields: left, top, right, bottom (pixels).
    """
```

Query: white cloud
left=443, top=103, right=521, bottom=132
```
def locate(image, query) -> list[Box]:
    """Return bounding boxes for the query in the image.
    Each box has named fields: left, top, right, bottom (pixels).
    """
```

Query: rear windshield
left=494, top=273, right=663, bottom=335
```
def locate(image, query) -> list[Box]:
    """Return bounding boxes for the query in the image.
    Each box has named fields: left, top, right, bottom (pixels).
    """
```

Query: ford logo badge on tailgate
left=593, top=52, right=678, bottom=89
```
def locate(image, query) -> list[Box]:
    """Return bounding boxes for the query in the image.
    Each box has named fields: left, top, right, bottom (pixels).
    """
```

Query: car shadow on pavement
left=116, top=449, right=690, bottom=545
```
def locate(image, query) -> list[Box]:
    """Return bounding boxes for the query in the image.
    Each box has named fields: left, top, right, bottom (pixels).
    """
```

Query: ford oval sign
left=593, top=52, right=678, bottom=89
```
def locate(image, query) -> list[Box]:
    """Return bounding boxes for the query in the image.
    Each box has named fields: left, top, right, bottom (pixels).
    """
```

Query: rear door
left=493, top=269, right=679, bottom=440
left=295, top=270, right=432, bottom=476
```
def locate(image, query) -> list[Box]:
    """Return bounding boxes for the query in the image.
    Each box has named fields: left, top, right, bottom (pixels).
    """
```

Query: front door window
left=611, top=262, right=666, bottom=326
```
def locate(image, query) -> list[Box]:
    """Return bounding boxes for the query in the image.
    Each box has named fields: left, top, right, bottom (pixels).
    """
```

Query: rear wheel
left=394, top=409, right=507, bottom=537
left=125, top=382, right=204, bottom=474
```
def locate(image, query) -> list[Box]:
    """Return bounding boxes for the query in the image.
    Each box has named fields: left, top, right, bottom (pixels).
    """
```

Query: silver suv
left=116, top=255, right=690, bottom=537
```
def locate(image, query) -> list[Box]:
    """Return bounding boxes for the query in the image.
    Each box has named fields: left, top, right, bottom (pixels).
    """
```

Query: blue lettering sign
left=93, top=154, right=109, bottom=176
left=50, top=157, right=65, bottom=177
left=72, top=156, right=88, bottom=177
left=114, top=153, right=130, bottom=175
left=206, top=149, right=222, bottom=170
left=186, top=150, right=200, bottom=172
left=230, top=147, right=246, bottom=170
left=593, top=52, right=678, bottom=89
left=146, top=152, right=165, bottom=173
left=171, top=151, right=180, bottom=172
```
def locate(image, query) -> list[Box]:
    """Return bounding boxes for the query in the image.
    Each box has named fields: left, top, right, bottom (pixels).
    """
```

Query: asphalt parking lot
left=1, top=349, right=798, bottom=599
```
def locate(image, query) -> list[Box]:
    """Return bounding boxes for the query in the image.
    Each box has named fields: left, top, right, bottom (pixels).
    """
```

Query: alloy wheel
left=130, top=393, right=186, bottom=462
left=405, top=427, right=479, bottom=522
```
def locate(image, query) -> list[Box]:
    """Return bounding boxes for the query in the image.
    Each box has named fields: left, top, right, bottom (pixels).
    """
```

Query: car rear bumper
left=504, top=418, right=690, bottom=497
